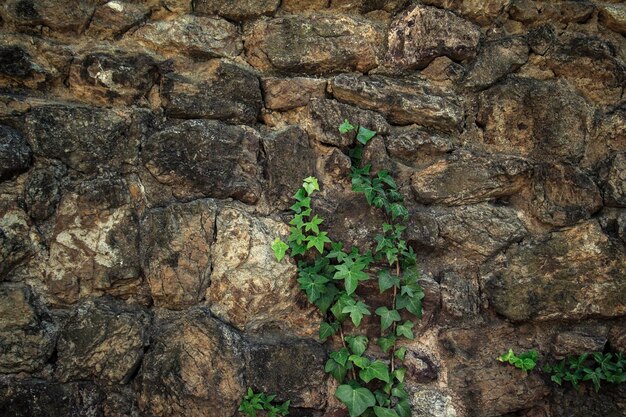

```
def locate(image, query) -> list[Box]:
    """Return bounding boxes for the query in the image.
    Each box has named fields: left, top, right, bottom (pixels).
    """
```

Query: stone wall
left=0, top=0, right=625, bottom=416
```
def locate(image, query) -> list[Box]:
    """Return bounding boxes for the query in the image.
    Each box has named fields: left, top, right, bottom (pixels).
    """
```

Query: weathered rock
left=140, top=200, right=216, bottom=309
left=476, top=77, right=592, bottom=162
left=0, top=44, right=51, bottom=88
left=530, top=163, right=602, bottom=226
left=143, top=120, right=261, bottom=204
left=331, top=73, right=464, bottom=132
left=386, top=126, right=455, bottom=168
left=24, top=162, right=66, bottom=221
left=421, top=0, right=510, bottom=26
left=600, top=3, right=626, bottom=36
left=45, top=174, right=142, bottom=305
left=261, top=126, right=317, bottom=209
left=509, top=0, right=595, bottom=25
left=305, top=98, right=390, bottom=147
left=245, top=337, right=327, bottom=409
left=56, top=297, right=150, bottom=384
left=86, top=1, right=150, bottom=40
left=410, top=388, right=458, bottom=417
left=130, top=15, right=242, bottom=60
left=69, top=51, right=159, bottom=105
left=262, top=77, right=326, bottom=111
left=0, top=283, right=56, bottom=373
left=0, top=125, right=31, bottom=181
left=161, top=60, right=262, bottom=124
left=23, top=104, right=137, bottom=175
left=244, top=14, right=384, bottom=74
left=207, top=204, right=319, bottom=335
left=410, top=151, right=532, bottom=205
left=0, top=0, right=95, bottom=34
left=281, top=0, right=327, bottom=13
left=440, top=271, right=481, bottom=320
left=482, top=220, right=626, bottom=322
left=464, top=37, right=529, bottom=89
left=138, top=308, right=245, bottom=417
left=387, top=4, right=481, bottom=70
left=599, top=152, right=626, bottom=207
left=329, top=0, right=408, bottom=13
left=0, top=378, right=104, bottom=417
left=194, top=0, right=280, bottom=21
left=527, top=24, right=557, bottom=56
left=553, top=330, right=607, bottom=359
left=0, top=203, right=41, bottom=280
left=550, top=383, right=626, bottom=417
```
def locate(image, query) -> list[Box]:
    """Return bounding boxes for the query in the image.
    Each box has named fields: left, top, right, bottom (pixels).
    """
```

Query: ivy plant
left=239, top=388, right=291, bottom=417
left=497, top=349, right=538, bottom=372
left=273, top=120, right=424, bottom=417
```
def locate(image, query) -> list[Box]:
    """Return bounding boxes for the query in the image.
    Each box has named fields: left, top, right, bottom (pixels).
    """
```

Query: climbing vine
left=272, top=120, right=424, bottom=417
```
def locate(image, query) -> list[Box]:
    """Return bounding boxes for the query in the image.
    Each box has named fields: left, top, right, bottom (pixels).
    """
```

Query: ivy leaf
left=297, top=273, right=328, bottom=303
left=378, top=270, right=400, bottom=293
left=396, top=292, right=423, bottom=319
left=305, top=231, right=332, bottom=254
left=315, top=283, right=339, bottom=313
left=335, top=385, right=376, bottom=417
left=377, top=335, right=396, bottom=353
left=325, top=358, right=348, bottom=383
left=346, top=335, right=369, bottom=356
left=330, top=293, right=352, bottom=322
left=356, top=126, right=376, bottom=145
left=334, top=261, right=369, bottom=295
left=289, top=196, right=311, bottom=214
left=303, top=176, right=320, bottom=195
left=391, top=383, right=408, bottom=400
left=394, top=347, right=407, bottom=361
left=330, top=348, right=350, bottom=367
left=395, top=400, right=411, bottom=417
left=339, top=119, right=356, bottom=133
left=350, top=355, right=371, bottom=369
left=272, top=238, right=289, bottom=262
left=327, top=242, right=348, bottom=261
left=304, top=214, right=324, bottom=234
left=396, top=321, right=414, bottom=340
left=374, top=407, right=399, bottom=417
left=360, top=360, right=390, bottom=383
left=393, top=367, right=406, bottom=383
left=319, top=322, right=338, bottom=342
left=342, top=300, right=371, bottom=327
left=375, top=307, right=401, bottom=331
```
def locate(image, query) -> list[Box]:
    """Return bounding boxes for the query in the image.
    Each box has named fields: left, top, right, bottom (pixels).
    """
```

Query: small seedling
left=498, top=349, right=538, bottom=372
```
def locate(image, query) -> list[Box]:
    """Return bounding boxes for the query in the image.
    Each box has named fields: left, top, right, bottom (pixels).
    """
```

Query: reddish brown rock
left=421, top=0, right=510, bottom=26
left=262, top=77, right=327, bottom=111
left=194, top=0, right=280, bottom=21
left=86, top=1, right=149, bottom=40
left=600, top=3, right=626, bottom=36
left=0, top=0, right=95, bottom=34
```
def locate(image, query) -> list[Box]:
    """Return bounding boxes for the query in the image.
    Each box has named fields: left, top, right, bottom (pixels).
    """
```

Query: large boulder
left=0, top=125, right=31, bottom=181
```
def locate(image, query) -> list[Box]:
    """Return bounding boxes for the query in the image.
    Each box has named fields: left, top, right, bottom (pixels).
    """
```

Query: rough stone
left=45, top=174, right=142, bottom=305
left=261, top=126, right=317, bottom=210
left=244, top=14, right=384, bottom=74
left=329, top=0, right=408, bottom=14
left=509, top=0, right=595, bottom=25
left=599, top=152, right=626, bottom=207
left=385, top=126, right=455, bottom=168
left=553, top=330, right=607, bottom=359
left=0, top=44, right=51, bottom=88
left=482, top=220, right=626, bottom=322
left=245, top=337, right=327, bottom=409
left=410, top=151, right=532, bottom=205
left=142, top=120, right=261, bottom=204
left=387, top=4, right=481, bottom=70
left=69, top=51, right=159, bottom=105
left=440, top=271, right=481, bottom=320
left=24, top=162, right=66, bottom=221
left=56, top=297, right=150, bottom=384
left=476, top=77, right=593, bottom=163
left=421, top=0, right=510, bottom=26
left=262, top=77, right=327, bottom=111
left=138, top=308, right=245, bottom=417
left=130, top=15, right=242, bottom=60
left=23, top=104, right=137, bottom=175
left=305, top=98, right=390, bottom=148
left=527, top=24, right=557, bottom=56
left=161, top=60, right=262, bottom=124
left=0, top=283, right=56, bottom=373
left=0, top=0, right=95, bottom=34
left=464, top=37, right=529, bottom=89
left=194, top=0, right=280, bottom=21
left=600, top=3, right=626, bottom=36
left=86, top=1, right=149, bottom=40
left=140, top=200, right=216, bottom=309
left=207, top=204, right=319, bottom=336
left=0, top=125, right=31, bottom=181
left=550, top=384, right=626, bottom=417
left=410, top=387, right=458, bottom=417
left=0, top=203, right=41, bottom=280
left=331, top=73, right=464, bottom=132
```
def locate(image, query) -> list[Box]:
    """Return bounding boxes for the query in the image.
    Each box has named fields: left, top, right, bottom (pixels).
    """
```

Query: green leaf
left=325, top=358, right=348, bottom=383
left=395, top=400, right=411, bottom=417
left=360, top=360, right=390, bottom=383
left=390, top=203, right=408, bottom=221
left=303, top=176, right=320, bottom=195
left=297, top=273, right=328, bottom=303
left=396, top=321, right=414, bottom=340
left=314, top=283, right=339, bottom=313
left=356, top=126, right=376, bottom=145
left=330, top=348, right=350, bottom=367
left=339, top=119, right=356, bottom=134
left=377, top=335, right=396, bottom=353
left=305, top=231, right=332, bottom=254
left=346, top=335, right=369, bottom=356
left=396, top=292, right=423, bottom=318
left=378, top=270, right=400, bottom=293
left=391, top=383, right=408, bottom=400
left=271, top=238, right=289, bottom=262
left=304, top=214, right=324, bottom=234
left=393, top=367, right=406, bottom=383
left=319, top=322, right=338, bottom=342
left=394, top=347, right=407, bottom=361
left=335, top=385, right=376, bottom=417
left=342, top=300, right=371, bottom=327
left=350, top=355, right=371, bottom=369
left=373, top=407, right=399, bottom=417
left=334, top=261, right=369, bottom=295
left=375, top=307, right=401, bottom=331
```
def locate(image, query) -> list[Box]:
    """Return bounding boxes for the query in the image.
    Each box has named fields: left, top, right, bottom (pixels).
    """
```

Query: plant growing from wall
left=239, top=388, right=291, bottom=417
left=272, top=120, right=424, bottom=417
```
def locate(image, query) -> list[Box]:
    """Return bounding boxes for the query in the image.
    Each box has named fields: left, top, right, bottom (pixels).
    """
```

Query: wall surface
left=0, top=0, right=625, bottom=416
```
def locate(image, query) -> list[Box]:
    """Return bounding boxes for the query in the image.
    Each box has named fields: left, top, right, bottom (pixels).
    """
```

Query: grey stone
left=0, top=203, right=41, bottom=280
left=24, top=162, right=66, bottom=221
left=86, top=1, right=149, bottom=40
left=0, top=125, right=31, bottom=181
left=600, top=152, right=626, bottom=207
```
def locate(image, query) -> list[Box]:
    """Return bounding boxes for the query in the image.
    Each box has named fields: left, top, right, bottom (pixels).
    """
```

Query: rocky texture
left=86, top=1, right=150, bottom=40
left=386, top=126, right=455, bottom=167
left=244, top=14, right=384, bottom=74
left=262, top=77, right=326, bottom=111
left=388, top=4, right=481, bottom=70
left=56, top=297, right=150, bottom=384
left=0, top=0, right=95, bottom=34
left=464, top=37, right=529, bottom=89
left=421, top=0, right=510, bottom=26
left=0, top=125, right=31, bottom=181
left=600, top=3, right=626, bottom=36
left=195, top=0, right=280, bottom=21
left=0, top=203, right=41, bottom=280
left=599, top=152, right=626, bottom=207
left=24, top=162, right=66, bottom=221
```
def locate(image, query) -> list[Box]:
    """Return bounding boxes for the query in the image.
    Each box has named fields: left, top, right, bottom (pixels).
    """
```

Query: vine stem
left=339, top=324, right=357, bottom=380
left=391, top=260, right=400, bottom=373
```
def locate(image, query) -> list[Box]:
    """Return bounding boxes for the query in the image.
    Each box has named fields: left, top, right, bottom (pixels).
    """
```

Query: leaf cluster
left=239, top=388, right=290, bottom=417
left=543, top=352, right=626, bottom=392
left=497, top=349, right=538, bottom=372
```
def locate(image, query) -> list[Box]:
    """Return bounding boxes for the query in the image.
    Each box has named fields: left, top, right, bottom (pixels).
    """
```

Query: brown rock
left=482, top=220, right=626, bottom=322
left=584, top=104, right=626, bottom=168
left=24, top=162, right=66, bottom=221
left=138, top=308, right=246, bottom=417
left=1, top=0, right=95, bottom=34
left=262, top=77, right=326, bottom=111
left=194, top=0, right=280, bottom=21
left=410, top=151, right=532, bottom=206
left=207, top=204, right=319, bottom=336
left=0, top=43, right=53, bottom=90
left=56, top=297, right=150, bottom=384
left=553, top=330, right=607, bottom=359
left=281, top=0, right=327, bottom=13
left=161, top=60, right=262, bottom=124
left=331, top=73, right=464, bottom=132
left=0, top=124, right=31, bottom=181
left=86, top=1, right=149, bottom=40
left=464, top=37, right=529, bottom=89
left=440, top=271, right=481, bottom=320
left=244, top=14, right=384, bottom=74
left=0, top=283, right=56, bottom=373
left=422, top=0, right=510, bottom=26
left=387, top=4, right=481, bottom=70
left=0, top=203, right=41, bottom=280
left=141, top=200, right=216, bottom=309
left=142, top=120, right=261, bottom=204
left=600, top=3, right=626, bottom=36
left=386, top=126, right=455, bottom=168
left=509, top=0, right=595, bottom=25
left=130, top=15, right=242, bottom=60
left=599, top=152, right=626, bottom=208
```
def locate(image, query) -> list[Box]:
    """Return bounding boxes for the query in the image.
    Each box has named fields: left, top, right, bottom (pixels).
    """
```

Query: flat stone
left=140, top=200, right=216, bottom=309
left=482, top=220, right=626, bottom=322
left=56, top=297, right=150, bottom=384
left=194, top=0, right=280, bottom=21
left=0, top=0, right=95, bottom=34
left=387, top=4, right=481, bottom=69
left=331, top=73, right=464, bottom=132
left=464, top=37, right=529, bottom=89
left=161, top=60, right=262, bottom=124
left=244, top=14, right=384, bottom=74
left=262, top=77, right=326, bottom=111
left=600, top=3, right=626, bottom=36
left=86, top=1, right=149, bottom=40
left=130, top=15, right=242, bottom=60
left=410, top=151, right=532, bottom=206
left=0, top=125, right=31, bottom=181
left=142, top=120, right=261, bottom=204
left=600, top=152, right=626, bottom=207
